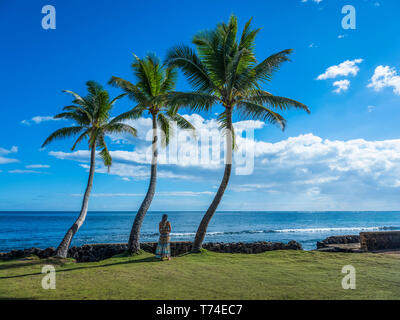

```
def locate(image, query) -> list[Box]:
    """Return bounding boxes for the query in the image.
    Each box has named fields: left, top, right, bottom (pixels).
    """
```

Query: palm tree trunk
left=128, top=113, right=158, bottom=253
left=55, top=146, right=96, bottom=258
left=192, top=108, right=233, bottom=252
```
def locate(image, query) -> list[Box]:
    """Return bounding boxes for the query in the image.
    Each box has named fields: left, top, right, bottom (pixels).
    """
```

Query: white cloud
left=46, top=112, right=400, bottom=208
left=332, top=79, right=350, bottom=93
left=25, top=164, right=50, bottom=169
left=161, top=191, right=214, bottom=196
left=306, top=187, right=321, bottom=196
left=367, top=105, right=375, bottom=113
left=338, top=34, right=346, bottom=39
left=0, top=146, right=19, bottom=165
left=21, top=116, right=63, bottom=126
left=39, top=107, right=400, bottom=210
left=49, top=150, right=90, bottom=161
left=0, top=146, right=18, bottom=154
left=301, top=0, right=322, bottom=3
left=317, top=59, right=363, bottom=80
left=367, top=65, right=400, bottom=95
left=212, top=132, right=400, bottom=210
left=109, top=117, right=152, bottom=143
left=247, top=133, right=400, bottom=190
left=79, top=163, right=195, bottom=181
left=8, top=169, right=43, bottom=174
left=32, top=116, right=57, bottom=124
left=71, top=191, right=213, bottom=198
left=50, top=149, right=149, bottom=167
left=48, top=114, right=267, bottom=181
left=49, top=117, right=400, bottom=191
left=230, top=183, right=277, bottom=192
left=295, top=176, right=339, bottom=185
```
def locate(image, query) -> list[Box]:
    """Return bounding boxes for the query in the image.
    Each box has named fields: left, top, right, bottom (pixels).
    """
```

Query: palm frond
left=132, top=53, right=159, bottom=97
left=157, top=112, right=171, bottom=146
left=110, top=105, right=146, bottom=123
left=253, top=49, right=293, bottom=83
left=110, top=93, right=128, bottom=105
left=160, top=66, right=178, bottom=94
left=53, top=112, right=90, bottom=126
left=167, top=112, right=195, bottom=131
left=239, top=17, right=261, bottom=51
left=193, top=29, right=227, bottom=86
left=226, top=48, right=253, bottom=96
left=104, top=122, right=137, bottom=137
left=166, top=91, right=218, bottom=113
left=165, top=45, right=216, bottom=92
left=236, top=101, right=286, bottom=130
left=246, top=90, right=310, bottom=113
left=62, top=105, right=93, bottom=122
left=62, top=90, right=84, bottom=102
left=97, top=134, right=112, bottom=171
left=86, top=81, right=104, bottom=97
left=108, top=76, right=150, bottom=105
left=71, top=128, right=91, bottom=151
left=42, top=126, right=84, bottom=148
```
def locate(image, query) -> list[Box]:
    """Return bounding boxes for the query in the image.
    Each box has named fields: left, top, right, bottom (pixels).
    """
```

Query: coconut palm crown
left=42, top=81, right=137, bottom=257
left=165, top=15, right=310, bottom=251
left=109, top=53, right=195, bottom=253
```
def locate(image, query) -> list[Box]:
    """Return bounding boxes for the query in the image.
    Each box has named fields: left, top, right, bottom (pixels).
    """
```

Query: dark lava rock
left=1, top=240, right=303, bottom=263
left=317, top=235, right=360, bottom=248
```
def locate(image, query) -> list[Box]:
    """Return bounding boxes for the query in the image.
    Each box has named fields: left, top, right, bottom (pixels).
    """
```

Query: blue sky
left=1, top=0, right=400, bottom=211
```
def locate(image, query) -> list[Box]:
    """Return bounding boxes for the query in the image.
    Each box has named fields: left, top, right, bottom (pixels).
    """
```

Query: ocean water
left=1, top=211, right=400, bottom=252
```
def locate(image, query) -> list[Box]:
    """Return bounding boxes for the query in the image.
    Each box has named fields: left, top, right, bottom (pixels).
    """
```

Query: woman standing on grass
left=156, top=214, right=171, bottom=261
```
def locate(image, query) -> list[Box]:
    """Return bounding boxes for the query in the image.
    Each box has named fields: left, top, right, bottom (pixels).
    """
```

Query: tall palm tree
left=42, top=81, right=137, bottom=258
left=166, top=15, right=310, bottom=252
left=109, top=53, right=195, bottom=254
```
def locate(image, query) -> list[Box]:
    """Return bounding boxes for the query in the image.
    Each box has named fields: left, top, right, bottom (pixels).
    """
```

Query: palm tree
left=109, top=53, right=195, bottom=254
left=42, top=81, right=137, bottom=258
left=165, top=15, right=310, bottom=252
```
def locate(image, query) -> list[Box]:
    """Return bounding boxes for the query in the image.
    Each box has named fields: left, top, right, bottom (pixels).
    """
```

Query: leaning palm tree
left=166, top=15, right=310, bottom=252
left=42, top=81, right=137, bottom=258
left=109, top=53, right=195, bottom=254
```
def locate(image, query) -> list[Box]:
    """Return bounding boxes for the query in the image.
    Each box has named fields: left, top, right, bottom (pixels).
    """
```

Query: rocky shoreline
left=316, top=231, right=400, bottom=253
left=0, top=240, right=302, bottom=262
left=316, top=235, right=360, bottom=249
left=2, top=232, right=399, bottom=262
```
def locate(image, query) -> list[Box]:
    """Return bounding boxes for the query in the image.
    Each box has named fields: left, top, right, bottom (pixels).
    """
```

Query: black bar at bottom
left=0, top=300, right=398, bottom=318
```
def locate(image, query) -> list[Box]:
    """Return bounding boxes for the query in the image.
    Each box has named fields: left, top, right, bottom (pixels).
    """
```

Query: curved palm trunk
left=128, top=114, right=158, bottom=253
left=193, top=108, right=233, bottom=252
left=55, top=146, right=96, bottom=258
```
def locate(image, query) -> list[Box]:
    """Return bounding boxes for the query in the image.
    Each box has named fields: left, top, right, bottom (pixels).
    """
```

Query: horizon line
left=1, top=210, right=399, bottom=213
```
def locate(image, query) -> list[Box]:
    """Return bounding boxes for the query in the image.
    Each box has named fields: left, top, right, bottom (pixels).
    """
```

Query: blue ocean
left=1, top=211, right=400, bottom=252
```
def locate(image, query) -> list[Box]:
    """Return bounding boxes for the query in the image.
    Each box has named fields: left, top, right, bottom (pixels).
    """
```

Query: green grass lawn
left=1, top=250, right=399, bottom=300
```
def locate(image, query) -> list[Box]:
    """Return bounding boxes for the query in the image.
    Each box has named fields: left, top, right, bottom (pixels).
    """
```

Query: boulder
left=317, top=235, right=360, bottom=248
left=360, top=231, right=400, bottom=251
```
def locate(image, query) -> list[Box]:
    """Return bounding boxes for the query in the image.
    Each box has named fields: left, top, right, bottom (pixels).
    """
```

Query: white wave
left=145, top=226, right=399, bottom=237
left=170, top=232, right=196, bottom=237
left=275, top=226, right=394, bottom=233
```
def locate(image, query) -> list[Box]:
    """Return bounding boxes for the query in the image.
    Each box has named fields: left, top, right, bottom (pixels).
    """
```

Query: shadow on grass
left=176, top=248, right=209, bottom=258
left=0, top=297, right=37, bottom=300
left=0, top=257, right=69, bottom=271
left=0, top=255, right=160, bottom=280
